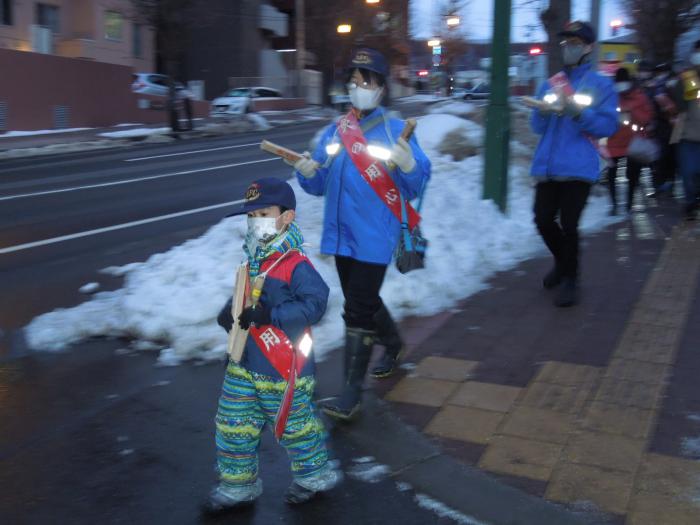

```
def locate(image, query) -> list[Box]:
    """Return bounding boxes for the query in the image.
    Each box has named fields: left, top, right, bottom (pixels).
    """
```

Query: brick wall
left=0, top=48, right=208, bottom=131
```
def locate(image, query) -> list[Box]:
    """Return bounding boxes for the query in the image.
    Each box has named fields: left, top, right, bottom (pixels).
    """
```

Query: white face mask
left=614, top=82, right=632, bottom=93
left=245, top=216, right=279, bottom=254
left=348, top=85, right=383, bottom=111
left=691, top=52, right=700, bottom=66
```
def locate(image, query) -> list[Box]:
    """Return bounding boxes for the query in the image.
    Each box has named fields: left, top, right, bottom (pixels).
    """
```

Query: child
left=203, top=178, right=341, bottom=514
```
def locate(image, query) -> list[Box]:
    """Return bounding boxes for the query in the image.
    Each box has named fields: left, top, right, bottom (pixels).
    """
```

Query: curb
left=338, top=394, right=609, bottom=525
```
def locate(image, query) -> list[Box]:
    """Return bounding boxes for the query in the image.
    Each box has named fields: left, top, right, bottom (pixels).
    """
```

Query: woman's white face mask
left=691, top=52, right=700, bottom=66
left=614, top=82, right=632, bottom=93
left=347, top=83, right=383, bottom=111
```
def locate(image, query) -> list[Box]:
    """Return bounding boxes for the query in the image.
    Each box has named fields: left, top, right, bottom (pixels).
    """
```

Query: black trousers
left=607, top=156, right=642, bottom=209
left=533, top=180, right=591, bottom=280
left=335, top=256, right=387, bottom=330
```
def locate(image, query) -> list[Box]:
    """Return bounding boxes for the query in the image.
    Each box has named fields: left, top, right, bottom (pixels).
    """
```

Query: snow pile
left=347, top=458, right=391, bottom=484
left=25, top=110, right=618, bottom=364
left=427, top=100, right=477, bottom=119
left=396, top=94, right=446, bottom=103
left=98, top=127, right=170, bottom=139
left=246, top=113, right=271, bottom=130
left=414, top=493, right=488, bottom=525
left=0, top=127, right=92, bottom=138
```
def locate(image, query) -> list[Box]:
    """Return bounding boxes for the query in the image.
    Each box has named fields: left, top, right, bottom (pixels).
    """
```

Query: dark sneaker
left=542, top=266, right=563, bottom=290
left=554, top=278, right=578, bottom=307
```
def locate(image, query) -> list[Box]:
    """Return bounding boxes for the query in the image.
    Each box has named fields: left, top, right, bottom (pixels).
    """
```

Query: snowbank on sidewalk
left=98, top=127, right=171, bottom=139
left=0, top=127, right=92, bottom=138
left=25, top=112, right=618, bottom=364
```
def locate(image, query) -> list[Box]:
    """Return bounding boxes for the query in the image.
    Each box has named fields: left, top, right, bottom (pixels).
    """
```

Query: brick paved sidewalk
left=372, top=199, right=700, bottom=524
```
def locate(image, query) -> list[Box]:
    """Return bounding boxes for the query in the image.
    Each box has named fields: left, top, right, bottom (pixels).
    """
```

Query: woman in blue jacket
left=292, top=48, right=431, bottom=420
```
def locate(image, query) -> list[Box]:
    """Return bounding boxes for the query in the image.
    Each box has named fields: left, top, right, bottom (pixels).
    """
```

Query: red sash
left=249, top=325, right=310, bottom=440
left=337, top=111, right=420, bottom=230
left=242, top=252, right=311, bottom=440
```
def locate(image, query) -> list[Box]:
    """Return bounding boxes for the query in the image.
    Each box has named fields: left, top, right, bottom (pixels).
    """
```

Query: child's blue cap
left=226, top=178, right=296, bottom=216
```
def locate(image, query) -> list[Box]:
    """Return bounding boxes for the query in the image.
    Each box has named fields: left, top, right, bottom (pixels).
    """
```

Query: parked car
left=463, top=82, right=491, bottom=100
left=210, top=87, right=282, bottom=116
left=131, top=73, right=188, bottom=97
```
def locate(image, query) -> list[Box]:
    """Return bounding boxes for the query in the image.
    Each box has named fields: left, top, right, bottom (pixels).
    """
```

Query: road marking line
left=124, top=142, right=262, bottom=162
left=0, top=199, right=246, bottom=255
left=0, top=158, right=278, bottom=202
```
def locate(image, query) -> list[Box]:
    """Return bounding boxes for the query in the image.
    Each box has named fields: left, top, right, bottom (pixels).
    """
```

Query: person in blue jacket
left=529, top=21, right=618, bottom=307
left=204, top=178, right=341, bottom=513
left=292, top=48, right=431, bottom=420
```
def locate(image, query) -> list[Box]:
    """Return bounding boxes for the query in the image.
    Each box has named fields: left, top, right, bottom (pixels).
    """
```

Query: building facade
left=0, top=0, right=154, bottom=71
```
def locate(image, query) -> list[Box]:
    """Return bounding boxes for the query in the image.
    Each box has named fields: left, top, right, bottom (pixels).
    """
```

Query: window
left=625, top=52, right=639, bottom=64
left=132, top=23, right=142, bottom=58
left=604, top=51, right=618, bottom=61
left=148, top=75, right=168, bottom=87
left=1, top=0, right=13, bottom=26
left=36, top=3, right=60, bottom=33
left=104, top=11, right=123, bottom=41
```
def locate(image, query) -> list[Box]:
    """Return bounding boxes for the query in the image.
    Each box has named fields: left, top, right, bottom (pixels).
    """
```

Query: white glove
left=290, top=152, right=318, bottom=179
left=390, top=138, right=416, bottom=173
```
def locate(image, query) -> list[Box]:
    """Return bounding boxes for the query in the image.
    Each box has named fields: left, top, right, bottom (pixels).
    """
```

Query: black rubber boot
left=554, top=277, right=578, bottom=307
left=370, top=304, right=404, bottom=379
left=322, top=328, right=374, bottom=421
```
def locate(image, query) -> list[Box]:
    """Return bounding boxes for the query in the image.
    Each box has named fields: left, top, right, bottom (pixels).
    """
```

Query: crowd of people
left=528, top=21, right=700, bottom=308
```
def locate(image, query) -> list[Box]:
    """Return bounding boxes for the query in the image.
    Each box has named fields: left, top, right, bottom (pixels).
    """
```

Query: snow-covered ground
left=25, top=109, right=618, bottom=365
left=0, top=127, right=92, bottom=138
left=98, top=127, right=171, bottom=139
left=395, top=94, right=448, bottom=104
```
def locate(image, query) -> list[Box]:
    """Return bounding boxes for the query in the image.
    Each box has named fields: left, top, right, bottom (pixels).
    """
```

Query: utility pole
left=295, top=0, right=305, bottom=98
left=482, top=0, right=511, bottom=212
left=590, top=0, right=601, bottom=64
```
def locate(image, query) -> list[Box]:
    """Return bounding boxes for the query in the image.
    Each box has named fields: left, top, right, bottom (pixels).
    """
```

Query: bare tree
left=304, top=0, right=412, bottom=103
left=540, top=0, right=571, bottom=75
left=620, top=0, right=700, bottom=63
left=127, top=0, right=197, bottom=133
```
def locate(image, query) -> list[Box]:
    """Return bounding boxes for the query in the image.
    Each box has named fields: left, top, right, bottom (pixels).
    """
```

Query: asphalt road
left=0, top=103, right=464, bottom=524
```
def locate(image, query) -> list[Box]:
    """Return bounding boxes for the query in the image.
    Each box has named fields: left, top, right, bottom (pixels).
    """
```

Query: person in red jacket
left=606, top=67, right=655, bottom=214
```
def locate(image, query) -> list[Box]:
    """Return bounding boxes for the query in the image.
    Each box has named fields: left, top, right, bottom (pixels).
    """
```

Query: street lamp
left=365, top=0, right=381, bottom=4
left=337, top=24, right=352, bottom=34
left=446, top=16, right=460, bottom=28
left=427, top=39, right=441, bottom=47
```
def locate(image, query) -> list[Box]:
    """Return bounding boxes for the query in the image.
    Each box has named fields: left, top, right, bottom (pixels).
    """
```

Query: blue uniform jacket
left=236, top=251, right=329, bottom=379
left=530, top=63, right=619, bottom=183
left=296, top=107, right=431, bottom=265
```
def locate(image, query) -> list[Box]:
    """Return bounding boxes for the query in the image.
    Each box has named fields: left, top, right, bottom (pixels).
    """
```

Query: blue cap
left=348, top=48, right=389, bottom=77
left=226, top=178, right=296, bottom=217
left=558, top=21, right=596, bottom=44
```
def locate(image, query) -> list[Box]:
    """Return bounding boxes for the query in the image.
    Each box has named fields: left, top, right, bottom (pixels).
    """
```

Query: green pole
left=483, top=0, right=512, bottom=212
